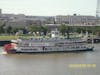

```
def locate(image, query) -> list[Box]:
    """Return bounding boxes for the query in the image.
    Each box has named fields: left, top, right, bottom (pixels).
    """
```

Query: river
left=0, top=44, right=100, bottom=75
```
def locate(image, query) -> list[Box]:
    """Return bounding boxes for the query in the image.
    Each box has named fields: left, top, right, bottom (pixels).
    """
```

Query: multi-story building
left=0, top=9, right=2, bottom=15
left=96, top=0, right=100, bottom=24
left=1, top=14, right=26, bottom=27
left=25, top=16, right=55, bottom=25
left=96, top=0, right=100, bottom=18
left=55, top=15, right=97, bottom=26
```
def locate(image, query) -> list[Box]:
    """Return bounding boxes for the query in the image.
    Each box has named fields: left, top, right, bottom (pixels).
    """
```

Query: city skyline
left=0, top=0, right=97, bottom=16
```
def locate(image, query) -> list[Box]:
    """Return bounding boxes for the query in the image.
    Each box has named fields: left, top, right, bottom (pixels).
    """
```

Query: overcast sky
left=0, top=0, right=97, bottom=16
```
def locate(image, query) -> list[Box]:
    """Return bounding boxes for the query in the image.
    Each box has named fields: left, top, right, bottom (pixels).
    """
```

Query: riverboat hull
left=6, top=47, right=93, bottom=54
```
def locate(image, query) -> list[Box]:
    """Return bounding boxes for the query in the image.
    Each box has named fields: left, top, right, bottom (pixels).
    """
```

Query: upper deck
left=18, top=37, right=87, bottom=43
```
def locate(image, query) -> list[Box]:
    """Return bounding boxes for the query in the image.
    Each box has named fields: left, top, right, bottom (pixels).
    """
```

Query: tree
left=58, top=24, right=67, bottom=36
left=28, top=25, right=48, bottom=36
left=0, top=22, right=7, bottom=34
left=6, top=26, right=13, bottom=34
left=66, top=26, right=71, bottom=39
left=12, top=28, right=19, bottom=34
left=28, top=25, right=38, bottom=33
left=58, top=24, right=71, bottom=39
left=40, top=26, right=48, bottom=35
left=0, top=25, right=5, bottom=33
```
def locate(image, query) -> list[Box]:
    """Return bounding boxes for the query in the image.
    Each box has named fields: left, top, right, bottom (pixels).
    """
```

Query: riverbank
left=0, top=35, right=74, bottom=40
left=0, top=35, right=19, bottom=40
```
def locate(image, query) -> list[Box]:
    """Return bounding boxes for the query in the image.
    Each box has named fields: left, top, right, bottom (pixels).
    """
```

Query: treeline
left=0, top=24, right=100, bottom=36
left=0, top=25, right=17, bottom=34
left=0, top=25, right=48, bottom=35
left=0, top=25, right=27, bottom=35
left=58, top=24, right=100, bottom=35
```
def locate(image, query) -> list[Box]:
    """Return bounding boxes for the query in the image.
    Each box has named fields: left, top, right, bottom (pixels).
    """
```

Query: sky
left=0, top=0, right=97, bottom=16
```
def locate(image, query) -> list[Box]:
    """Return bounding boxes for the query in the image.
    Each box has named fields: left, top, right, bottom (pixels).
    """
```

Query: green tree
left=0, top=22, right=6, bottom=34
left=0, top=25, right=5, bottom=33
left=58, top=24, right=71, bottom=39
left=58, top=24, right=67, bottom=35
left=40, top=26, right=48, bottom=35
left=28, top=25, right=38, bottom=33
left=28, top=25, right=48, bottom=35
left=6, top=26, right=13, bottom=34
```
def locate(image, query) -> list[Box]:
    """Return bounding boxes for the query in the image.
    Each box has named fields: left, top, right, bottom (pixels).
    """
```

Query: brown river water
left=0, top=44, right=100, bottom=75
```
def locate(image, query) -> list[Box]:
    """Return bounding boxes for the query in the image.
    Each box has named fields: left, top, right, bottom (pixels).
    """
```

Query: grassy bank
left=0, top=35, right=19, bottom=40
left=0, top=35, right=46, bottom=40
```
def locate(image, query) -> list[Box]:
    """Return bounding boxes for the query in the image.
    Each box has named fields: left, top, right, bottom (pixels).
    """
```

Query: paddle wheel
left=4, top=43, right=17, bottom=54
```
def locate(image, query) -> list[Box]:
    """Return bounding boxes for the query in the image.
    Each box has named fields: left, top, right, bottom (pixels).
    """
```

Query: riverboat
left=3, top=30, right=94, bottom=54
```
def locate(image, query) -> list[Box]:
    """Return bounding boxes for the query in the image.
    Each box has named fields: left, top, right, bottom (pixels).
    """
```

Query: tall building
left=55, top=15, right=96, bottom=26
left=96, top=0, right=100, bottom=18
left=0, top=9, right=2, bottom=14
left=0, top=9, right=1, bottom=14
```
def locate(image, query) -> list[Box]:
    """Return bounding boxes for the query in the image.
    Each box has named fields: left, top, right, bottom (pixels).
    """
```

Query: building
left=1, top=14, right=26, bottom=27
left=55, top=15, right=97, bottom=26
left=0, top=9, right=99, bottom=28
left=0, top=9, right=2, bottom=14
left=96, top=0, right=100, bottom=18
left=25, top=16, right=55, bottom=25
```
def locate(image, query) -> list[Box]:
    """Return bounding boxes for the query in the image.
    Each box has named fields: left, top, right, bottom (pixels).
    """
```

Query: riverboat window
left=21, top=49, right=37, bottom=50
left=24, top=43, right=29, bottom=46
left=58, top=42, right=64, bottom=44
left=76, top=46, right=79, bottom=48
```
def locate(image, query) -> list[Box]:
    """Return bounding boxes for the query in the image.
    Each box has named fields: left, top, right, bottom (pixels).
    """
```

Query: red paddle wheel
left=4, top=43, right=17, bottom=54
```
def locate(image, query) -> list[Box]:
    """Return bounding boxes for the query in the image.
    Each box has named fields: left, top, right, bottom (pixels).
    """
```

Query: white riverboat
left=3, top=30, right=94, bottom=53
